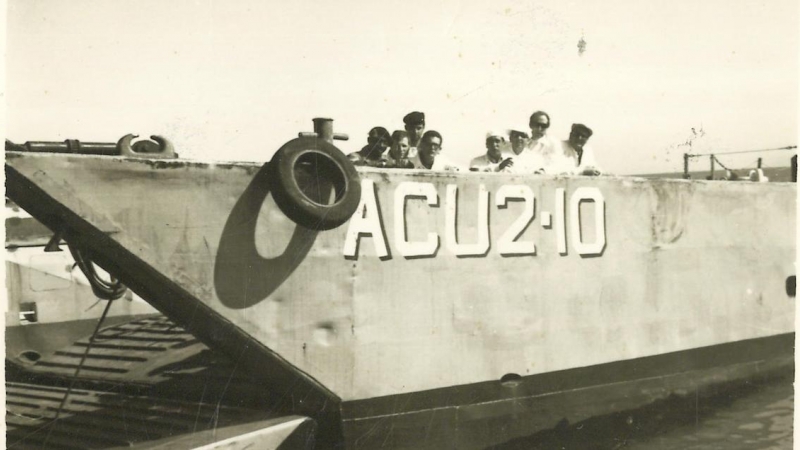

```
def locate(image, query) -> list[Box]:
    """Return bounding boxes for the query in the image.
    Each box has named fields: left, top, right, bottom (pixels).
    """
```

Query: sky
left=5, top=0, right=798, bottom=174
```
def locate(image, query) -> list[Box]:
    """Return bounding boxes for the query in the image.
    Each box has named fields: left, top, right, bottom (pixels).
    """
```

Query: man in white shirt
left=509, top=129, right=528, bottom=156
left=557, top=123, right=601, bottom=175
left=523, top=110, right=562, bottom=173
left=411, top=130, right=460, bottom=171
left=470, top=131, right=514, bottom=172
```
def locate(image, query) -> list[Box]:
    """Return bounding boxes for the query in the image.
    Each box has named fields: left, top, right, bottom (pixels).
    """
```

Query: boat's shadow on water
left=487, top=369, right=793, bottom=450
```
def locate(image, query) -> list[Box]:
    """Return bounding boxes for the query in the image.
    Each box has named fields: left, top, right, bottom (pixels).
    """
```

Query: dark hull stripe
left=340, top=333, right=793, bottom=449
left=343, top=333, right=794, bottom=418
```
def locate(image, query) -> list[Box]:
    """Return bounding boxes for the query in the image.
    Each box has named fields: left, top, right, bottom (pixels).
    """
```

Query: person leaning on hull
left=522, top=110, right=562, bottom=173
left=557, top=123, right=601, bottom=176
left=379, top=130, right=415, bottom=169
left=470, top=131, right=514, bottom=172
left=495, top=111, right=603, bottom=175
left=410, top=130, right=461, bottom=171
left=348, top=126, right=391, bottom=167
left=509, top=129, right=529, bottom=157
left=348, top=109, right=602, bottom=174
left=469, top=112, right=555, bottom=174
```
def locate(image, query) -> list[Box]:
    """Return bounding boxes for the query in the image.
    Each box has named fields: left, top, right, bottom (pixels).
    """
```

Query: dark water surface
left=623, top=373, right=793, bottom=450
left=493, top=371, right=793, bottom=449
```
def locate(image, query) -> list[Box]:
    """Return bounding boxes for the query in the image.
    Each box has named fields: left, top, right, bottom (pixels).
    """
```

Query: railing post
left=709, top=155, right=715, bottom=180
left=683, top=153, right=690, bottom=179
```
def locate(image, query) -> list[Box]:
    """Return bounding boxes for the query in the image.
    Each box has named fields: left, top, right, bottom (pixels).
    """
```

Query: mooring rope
left=711, top=155, right=731, bottom=171
left=43, top=297, right=114, bottom=446
left=68, top=242, right=127, bottom=300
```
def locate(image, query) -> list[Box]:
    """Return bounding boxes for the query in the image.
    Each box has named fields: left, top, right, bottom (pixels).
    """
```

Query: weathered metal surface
left=6, top=315, right=316, bottom=449
left=18, top=316, right=206, bottom=383
left=5, top=381, right=313, bottom=450
left=339, top=333, right=793, bottom=449
left=5, top=151, right=796, bottom=448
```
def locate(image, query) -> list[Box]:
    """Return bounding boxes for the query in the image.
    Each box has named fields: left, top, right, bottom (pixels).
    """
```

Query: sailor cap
left=485, top=130, right=507, bottom=141
left=403, top=111, right=425, bottom=126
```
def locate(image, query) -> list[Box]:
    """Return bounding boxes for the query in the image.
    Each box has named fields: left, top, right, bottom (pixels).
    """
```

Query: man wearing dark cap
left=349, top=126, right=391, bottom=166
left=403, top=111, right=426, bottom=157
left=559, top=123, right=601, bottom=175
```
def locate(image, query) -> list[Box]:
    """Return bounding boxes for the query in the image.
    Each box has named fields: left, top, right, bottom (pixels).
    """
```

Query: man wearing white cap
left=470, top=131, right=514, bottom=172
left=509, top=130, right=529, bottom=156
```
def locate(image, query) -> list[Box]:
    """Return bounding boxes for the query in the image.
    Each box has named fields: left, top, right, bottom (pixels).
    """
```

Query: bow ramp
left=5, top=132, right=796, bottom=449
left=5, top=150, right=344, bottom=412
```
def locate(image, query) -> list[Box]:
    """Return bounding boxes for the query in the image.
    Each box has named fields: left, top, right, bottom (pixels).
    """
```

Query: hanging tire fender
left=268, top=137, right=361, bottom=230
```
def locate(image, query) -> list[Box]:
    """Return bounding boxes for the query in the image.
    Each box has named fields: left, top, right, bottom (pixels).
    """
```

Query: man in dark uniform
left=403, top=111, right=426, bottom=157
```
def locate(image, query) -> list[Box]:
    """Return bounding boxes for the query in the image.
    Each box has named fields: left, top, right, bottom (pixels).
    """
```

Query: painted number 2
left=496, top=185, right=536, bottom=256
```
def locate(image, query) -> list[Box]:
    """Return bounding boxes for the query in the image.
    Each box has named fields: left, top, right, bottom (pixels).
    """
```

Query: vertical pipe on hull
left=683, top=153, right=690, bottom=179
left=313, top=118, right=334, bottom=143
left=710, top=155, right=715, bottom=179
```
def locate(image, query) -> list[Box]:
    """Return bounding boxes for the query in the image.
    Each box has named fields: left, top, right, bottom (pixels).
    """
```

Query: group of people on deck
left=348, top=110, right=602, bottom=176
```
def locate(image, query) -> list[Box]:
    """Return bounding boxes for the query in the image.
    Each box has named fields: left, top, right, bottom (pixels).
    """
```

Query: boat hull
left=6, top=151, right=796, bottom=448
left=339, top=333, right=793, bottom=449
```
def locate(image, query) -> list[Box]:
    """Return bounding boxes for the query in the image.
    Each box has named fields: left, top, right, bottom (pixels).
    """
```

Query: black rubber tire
left=268, top=137, right=361, bottom=231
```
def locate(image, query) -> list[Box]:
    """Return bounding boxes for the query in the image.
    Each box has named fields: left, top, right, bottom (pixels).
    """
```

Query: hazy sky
left=6, top=0, right=798, bottom=174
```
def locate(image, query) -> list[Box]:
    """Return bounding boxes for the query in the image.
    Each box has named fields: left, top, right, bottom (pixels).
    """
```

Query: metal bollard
left=298, top=118, right=349, bottom=143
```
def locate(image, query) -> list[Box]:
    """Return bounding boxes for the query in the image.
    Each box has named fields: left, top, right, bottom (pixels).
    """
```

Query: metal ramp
left=6, top=381, right=315, bottom=449
left=6, top=316, right=316, bottom=449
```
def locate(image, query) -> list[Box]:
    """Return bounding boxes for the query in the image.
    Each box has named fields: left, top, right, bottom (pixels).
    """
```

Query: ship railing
left=4, top=134, right=177, bottom=159
left=682, top=145, right=797, bottom=181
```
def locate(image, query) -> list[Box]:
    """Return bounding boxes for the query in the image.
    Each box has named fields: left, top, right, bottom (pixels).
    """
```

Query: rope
left=43, top=298, right=114, bottom=446
left=687, top=145, right=796, bottom=157
left=68, top=242, right=127, bottom=300
left=711, top=155, right=731, bottom=171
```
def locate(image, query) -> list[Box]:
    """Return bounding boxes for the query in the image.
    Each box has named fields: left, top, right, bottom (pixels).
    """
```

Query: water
left=624, top=374, right=793, bottom=450
left=494, top=371, right=793, bottom=449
